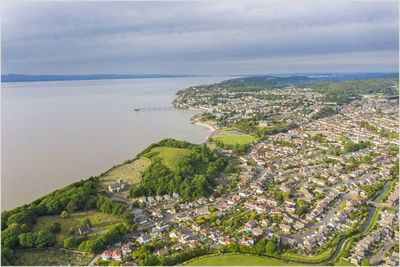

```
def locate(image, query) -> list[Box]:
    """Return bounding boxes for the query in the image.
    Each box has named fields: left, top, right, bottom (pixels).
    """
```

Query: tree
left=49, top=222, right=61, bottom=234
left=80, top=217, right=92, bottom=228
left=18, top=232, right=36, bottom=248
left=66, top=200, right=78, bottom=212
left=265, top=236, right=278, bottom=255
left=63, top=237, right=78, bottom=249
left=35, top=230, right=56, bottom=248
left=60, top=211, right=69, bottom=219
left=1, top=247, right=15, bottom=266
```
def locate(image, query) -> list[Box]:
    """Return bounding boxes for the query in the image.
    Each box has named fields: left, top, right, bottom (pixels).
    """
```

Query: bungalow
left=284, top=199, right=296, bottom=206
left=240, top=237, right=254, bottom=246
left=239, top=191, right=250, bottom=198
left=122, top=262, right=138, bottom=266
left=112, top=250, right=122, bottom=261
left=201, top=227, right=212, bottom=235
left=101, top=250, right=112, bottom=261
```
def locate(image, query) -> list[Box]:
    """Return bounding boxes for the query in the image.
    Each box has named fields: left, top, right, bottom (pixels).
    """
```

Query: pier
left=134, top=107, right=176, bottom=111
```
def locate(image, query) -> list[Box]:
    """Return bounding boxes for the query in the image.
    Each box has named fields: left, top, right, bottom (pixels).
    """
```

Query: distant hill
left=1, top=73, right=198, bottom=82
left=211, top=73, right=398, bottom=89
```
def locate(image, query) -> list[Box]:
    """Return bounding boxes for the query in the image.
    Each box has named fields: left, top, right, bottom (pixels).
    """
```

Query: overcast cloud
left=1, top=1, right=398, bottom=75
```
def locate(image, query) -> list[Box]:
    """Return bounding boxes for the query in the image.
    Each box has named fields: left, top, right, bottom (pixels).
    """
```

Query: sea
left=1, top=76, right=228, bottom=210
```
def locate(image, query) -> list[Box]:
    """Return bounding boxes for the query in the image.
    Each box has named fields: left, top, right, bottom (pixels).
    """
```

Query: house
left=188, top=240, right=201, bottom=248
left=157, top=248, right=170, bottom=257
left=270, top=209, right=282, bottom=216
left=164, top=194, right=172, bottom=201
left=122, top=262, right=138, bottom=266
left=256, top=205, right=267, bottom=214
left=172, top=192, right=180, bottom=199
left=121, top=243, right=132, bottom=255
left=169, top=229, right=181, bottom=239
left=155, top=222, right=169, bottom=230
left=147, top=196, right=155, bottom=203
left=101, top=250, right=112, bottom=261
left=280, top=224, right=292, bottom=233
left=136, top=215, right=150, bottom=225
left=78, top=226, right=90, bottom=236
left=219, top=236, right=234, bottom=245
left=303, top=237, right=317, bottom=250
left=257, top=196, right=268, bottom=203
left=245, top=219, right=258, bottom=229
left=192, top=223, right=202, bottom=232
left=240, top=237, right=254, bottom=246
left=261, top=218, right=270, bottom=227
left=252, top=227, right=264, bottom=236
left=283, top=215, right=293, bottom=224
left=267, top=198, right=278, bottom=207
left=151, top=228, right=162, bottom=238
left=295, top=221, right=305, bottom=230
left=108, top=179, right=128, bottom=193
left=137, top=234, right=151, bottom=244
left=112, top=250, right=122, bottom=261
left=195, top=207, right=210, bottom=216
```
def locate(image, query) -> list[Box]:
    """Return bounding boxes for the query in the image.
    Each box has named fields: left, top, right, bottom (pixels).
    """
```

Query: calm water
left=1, top=76, right=228, bottom=210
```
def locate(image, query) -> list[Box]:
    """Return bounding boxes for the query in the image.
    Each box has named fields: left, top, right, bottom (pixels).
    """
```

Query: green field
left=183, top=254, right=309, bottom=266
left=32, top=210, right=121, bottom=245
left=100, top=157, right=151, bottom=196
left=150, top=146, right=192, bottom=170
left=213, top=128, right=256, bottom=146
left=15, top=248, right=93, bottom=266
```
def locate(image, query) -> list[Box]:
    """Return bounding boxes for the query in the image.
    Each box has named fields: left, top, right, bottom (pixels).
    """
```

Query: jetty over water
left=134, top=107, right=176, bottom=111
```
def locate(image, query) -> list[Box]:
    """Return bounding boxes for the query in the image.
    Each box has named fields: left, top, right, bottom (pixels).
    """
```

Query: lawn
left=32, top=210, right=122, bottom=246
left=100, top=157, right=151, bottom=196
left=15, top=248, right=93, bottom=266
left=149, top=146, right=192, bottom=170
left=183, top=254, right=309, bottom=266
left=334, top=259, right=355, bottom=266
left=213, top=128, right=256, bottom=146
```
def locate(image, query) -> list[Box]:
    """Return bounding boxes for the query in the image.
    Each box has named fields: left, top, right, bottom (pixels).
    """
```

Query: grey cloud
left=1, top=1, right=398, bottom=74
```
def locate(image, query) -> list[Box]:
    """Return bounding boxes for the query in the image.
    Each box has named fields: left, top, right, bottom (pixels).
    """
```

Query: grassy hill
left=149, top=147, right=192, bottom=170
left=99, top=157, right=151, bottom=197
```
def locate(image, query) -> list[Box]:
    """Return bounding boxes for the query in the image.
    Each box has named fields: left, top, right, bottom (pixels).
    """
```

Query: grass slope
left=184, top=254, right=308, bottom=266
left=32, top=210, right=121, bottom=246
left=150, top=147, right=191, bottom=170
left=213, top=128, right=256, bottom=146
left=100, top=157, right=151, bottom=196
left=15, top=248, right=93, bottom=266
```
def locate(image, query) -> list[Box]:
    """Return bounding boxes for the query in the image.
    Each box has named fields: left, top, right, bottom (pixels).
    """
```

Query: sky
left=1, top=1, right=399, bottom=75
